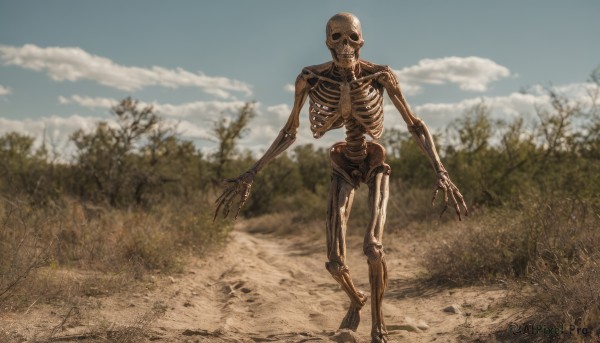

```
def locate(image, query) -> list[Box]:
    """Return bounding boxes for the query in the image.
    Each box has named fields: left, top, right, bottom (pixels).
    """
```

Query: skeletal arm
left=214, top=71, right=311, bottom=220
left=250, top=72, right=310, bottom=173
left=379, top=68, right=468, bottom=220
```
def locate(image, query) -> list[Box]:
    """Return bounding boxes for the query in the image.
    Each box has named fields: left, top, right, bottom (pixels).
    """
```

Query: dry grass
left=0, top=194, right=232, bottom=312
left=425, top=210, right=528, bottom=285
left=424, top=196, right=600, bottom=341
left=12, top=304, right=168, bottom=343
left=504, top=199, right=600, bottom=342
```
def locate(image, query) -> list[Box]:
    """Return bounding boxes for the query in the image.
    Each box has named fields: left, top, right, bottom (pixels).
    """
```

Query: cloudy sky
left=1, top=1, right=599, bottom=158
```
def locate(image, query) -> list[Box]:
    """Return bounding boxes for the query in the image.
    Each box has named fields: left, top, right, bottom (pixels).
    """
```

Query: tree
left=212, top=102, right=256, bottom=181
left=71, top=97, right=162, bottom=206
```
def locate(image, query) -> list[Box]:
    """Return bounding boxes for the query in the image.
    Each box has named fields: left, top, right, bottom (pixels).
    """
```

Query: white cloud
left=412, top=82, right=598, bottom=130
left=0, top=44, right=251, bottom=98
left=58, top=94, right=248, bottom=118
left=394, top=56, right=511, bottom=95
left=284, top=83, right=295, bottom=93
left=527, top=82, right=599, bottom=109
left=154, top=100, right=247, bottom=118
left=266, top=103, right=292, bottom=120
left=167, top=119, right=213, bottom=141
left=0, top=85, right=12, bottom=96
left=59, top=95, right=116, bottom=108
left=414, top=93, right=544, bottom=128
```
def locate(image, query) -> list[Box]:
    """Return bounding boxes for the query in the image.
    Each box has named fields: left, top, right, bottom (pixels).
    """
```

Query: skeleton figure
left=215, top=13, right=467, bottom=343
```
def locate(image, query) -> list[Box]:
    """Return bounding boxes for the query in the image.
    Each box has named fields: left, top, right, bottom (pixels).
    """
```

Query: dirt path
left=150, top=223, right=511, bottom=342
left=3, top=222, right=513, bottom=342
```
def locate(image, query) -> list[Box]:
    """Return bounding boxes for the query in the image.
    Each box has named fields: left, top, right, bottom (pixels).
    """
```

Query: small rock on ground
left=330, top=329, right=361, bottom=343
left=416, top=319, right=430, bottom=331
left=443, top=304, right=462, bottom=314
left=389, top=316, right=429, bottom=333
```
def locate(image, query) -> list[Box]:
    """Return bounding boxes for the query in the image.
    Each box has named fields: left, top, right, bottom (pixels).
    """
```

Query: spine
left=344, top=118, right=367, bottom=164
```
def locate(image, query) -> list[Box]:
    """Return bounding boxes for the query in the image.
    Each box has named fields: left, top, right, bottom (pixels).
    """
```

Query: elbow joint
left=282, top=129, right=297, bottom=140
left=408, top=119, right=425, bottom=134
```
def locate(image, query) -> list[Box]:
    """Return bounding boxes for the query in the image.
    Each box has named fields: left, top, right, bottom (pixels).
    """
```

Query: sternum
left=339, top=81, right=352, bottom=120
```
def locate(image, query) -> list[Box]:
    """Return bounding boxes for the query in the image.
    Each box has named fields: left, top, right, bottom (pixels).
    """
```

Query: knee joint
left=325, top=261, right=348, bottom=277
left=364, top=244, right=384, bottom=263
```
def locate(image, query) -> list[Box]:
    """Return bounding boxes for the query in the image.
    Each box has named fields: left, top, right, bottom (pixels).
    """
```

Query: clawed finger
left=214, top=179, right=254, bottom=222
left=447, top=180, right=469, bottom=218
left=434, top=177, right=469, bottom=221
left=213, top=187, right=238, bottom=221
left=223, top=199, right=232, bottom=218
left=438, top=184, right=449, bottom=218
left=440, top=185, right=448, bottom=218
left=431, top=187, right=440, bottom=207
left=234, top=196, right=247, bottom=220
left=454, top=188, right=469, bottom=217
left=215, top=185, right=235, bottom=204
left=439, top=202, right=448, bottom=218
left=449, top=190, right=462, bottom=221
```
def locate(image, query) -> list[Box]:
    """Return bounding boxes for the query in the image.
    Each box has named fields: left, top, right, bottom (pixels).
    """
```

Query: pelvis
left=329, top=141, right=391, bottom=187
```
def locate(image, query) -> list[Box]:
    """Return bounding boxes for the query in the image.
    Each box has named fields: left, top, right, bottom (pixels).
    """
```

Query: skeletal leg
left=364, top=169, right=390, bottom=343
left=326, top=174, right=367, bottom=331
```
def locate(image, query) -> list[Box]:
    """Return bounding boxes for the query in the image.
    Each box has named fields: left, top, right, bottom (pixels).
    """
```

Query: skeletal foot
left=339, top=291, right=367, bottom=331
left=371, top=335, right=388, bottom=343
left=339, top=303, right=362, bottom=331
left=371, top=324, right=388, bottom=343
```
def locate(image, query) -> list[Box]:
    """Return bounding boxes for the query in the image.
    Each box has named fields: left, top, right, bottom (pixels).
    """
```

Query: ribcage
left=309, top=81, right=344, bottom=138
left=349, top=80, right=384, bottom=139
left=308, top=78, right=384, bottom=140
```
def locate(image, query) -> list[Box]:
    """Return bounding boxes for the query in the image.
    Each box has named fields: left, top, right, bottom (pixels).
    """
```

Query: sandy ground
left=1, top=222, right=514, bottom=342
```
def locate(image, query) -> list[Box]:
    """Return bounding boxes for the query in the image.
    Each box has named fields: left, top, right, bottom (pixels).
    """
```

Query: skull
left=326, top=13, right=364, bottom=69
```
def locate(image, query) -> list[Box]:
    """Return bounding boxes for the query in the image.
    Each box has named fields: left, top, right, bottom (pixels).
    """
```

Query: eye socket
left=350, top=33, right=359, bottom=41
left=331, top=33, right=341, bottom=40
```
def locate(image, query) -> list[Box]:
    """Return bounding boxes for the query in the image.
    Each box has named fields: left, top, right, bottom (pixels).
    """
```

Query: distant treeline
left=2, top=77, right=600, bottom=216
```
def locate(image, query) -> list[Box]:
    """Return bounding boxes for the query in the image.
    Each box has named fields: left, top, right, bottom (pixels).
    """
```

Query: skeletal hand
left=214, top=171, right=254, bottom=221
left=432, top=171, right=468, bottom=221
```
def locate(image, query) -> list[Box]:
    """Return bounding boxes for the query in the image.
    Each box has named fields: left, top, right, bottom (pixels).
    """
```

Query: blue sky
left=0, top=1, right=599, bottom=157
